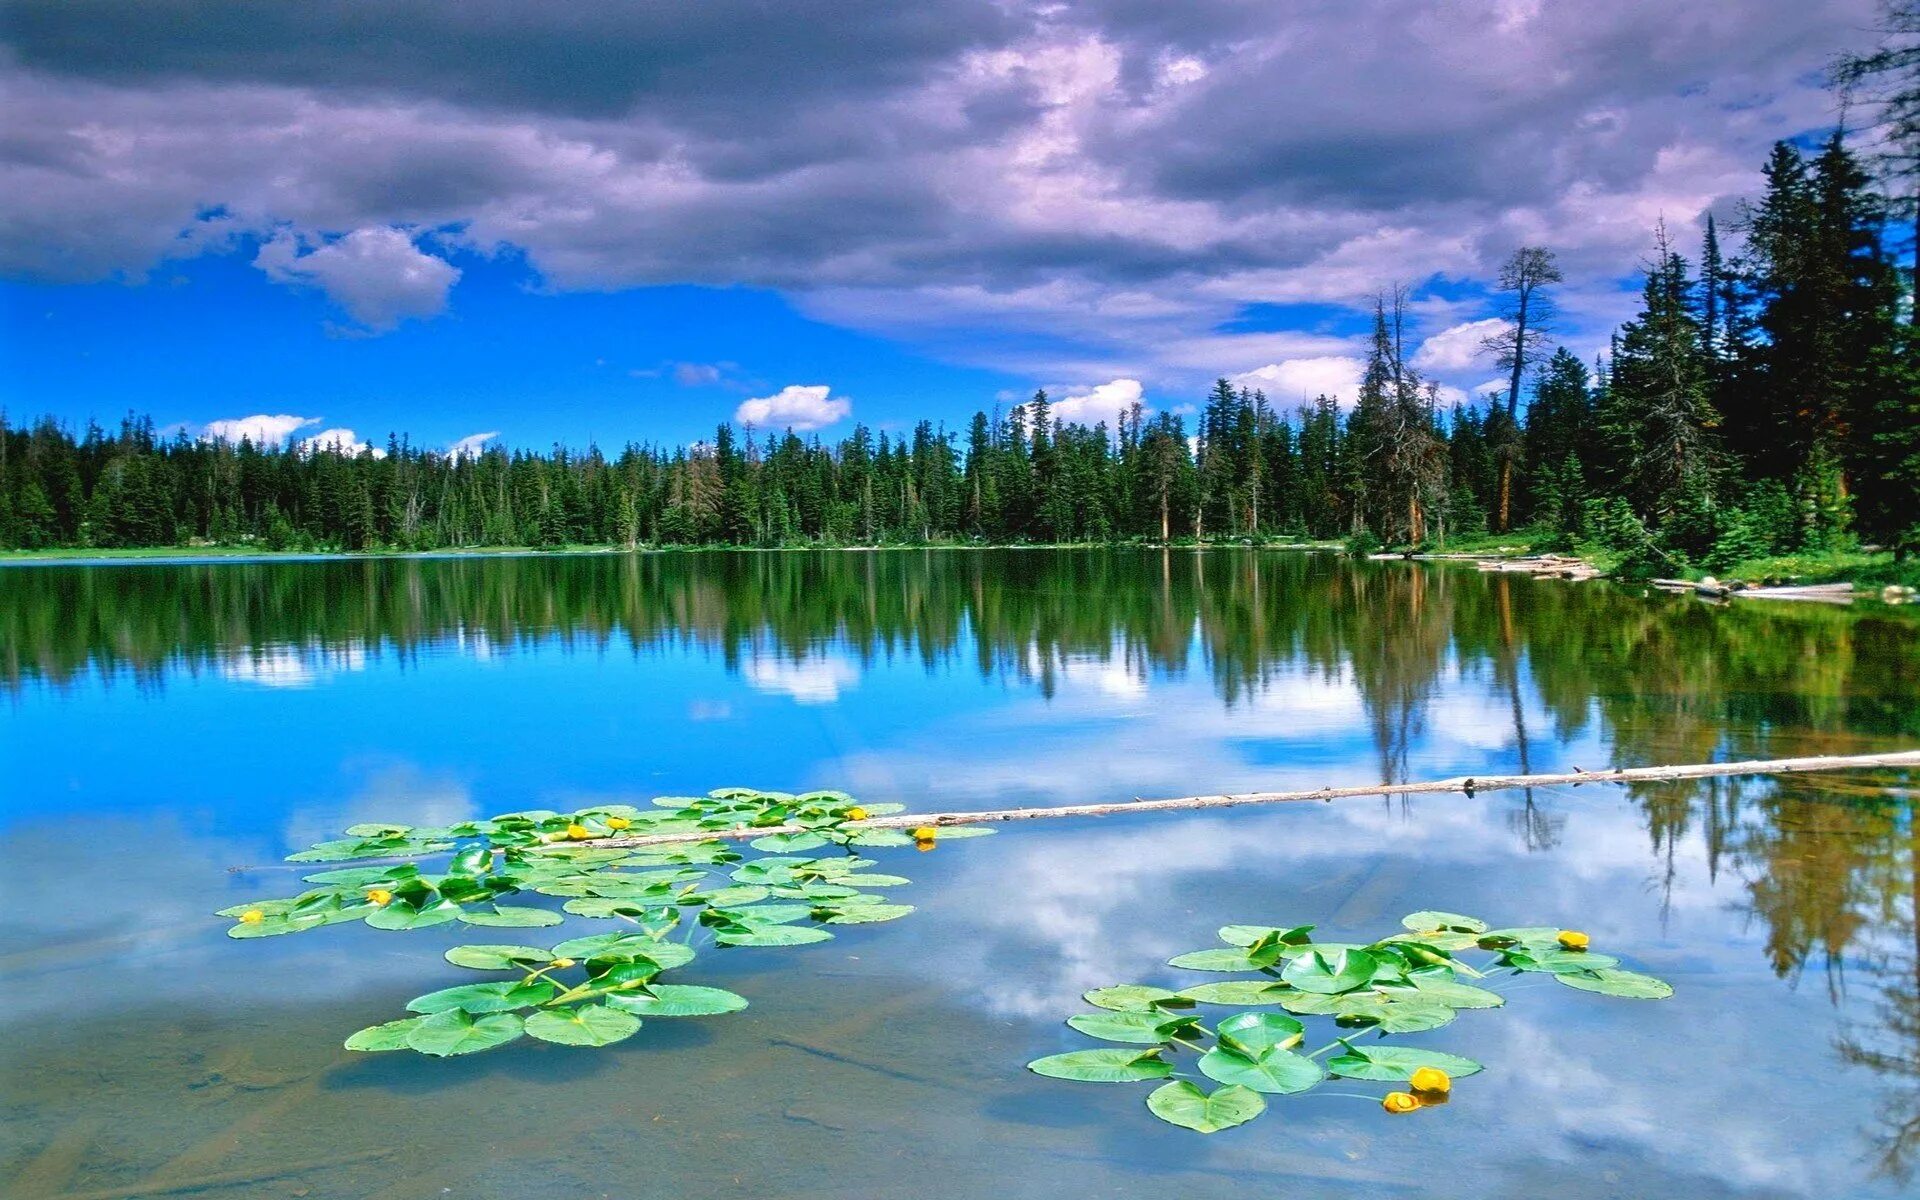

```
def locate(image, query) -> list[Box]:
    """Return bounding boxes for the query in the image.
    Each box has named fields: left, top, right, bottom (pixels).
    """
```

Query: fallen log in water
left=592, top=750, right=1920, bottom=848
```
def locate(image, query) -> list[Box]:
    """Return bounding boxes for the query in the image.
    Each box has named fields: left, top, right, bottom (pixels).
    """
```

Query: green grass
left=1701, top=549, right=1920, bottom=590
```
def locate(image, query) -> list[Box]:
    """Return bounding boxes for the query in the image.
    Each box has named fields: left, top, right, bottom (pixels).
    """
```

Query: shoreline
left=0, top=540, right=1346, bottom=568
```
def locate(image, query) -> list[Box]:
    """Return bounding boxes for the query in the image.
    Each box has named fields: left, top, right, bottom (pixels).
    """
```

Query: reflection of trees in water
left=6, top=549, right=1920, bottom=1171
left=1635, top=769, right=1919, bottom=1181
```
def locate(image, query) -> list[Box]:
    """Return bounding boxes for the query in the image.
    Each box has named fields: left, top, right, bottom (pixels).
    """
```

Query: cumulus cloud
left=298, top=427, right=385, bottom=458
left=1411, top=317, right=1508, bottom=373
left=253, top=226, right=460, bottom=332
left=1050, top=378, right=1142, bottom=428
left=0, top=1, right=1880, bottom=378
left=446, top=430, right=499, bottom=459
left=1232, top=356, right=1365, bottom=406
left=734, top=384, right=851, bottom=432
left=202, top=413, right=319, bottom=446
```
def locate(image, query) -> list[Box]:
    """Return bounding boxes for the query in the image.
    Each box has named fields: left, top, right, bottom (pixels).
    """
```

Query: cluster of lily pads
left=1028, top=910, right=1673, bottom=1133
left=218, top=789, right=988, bottom=1056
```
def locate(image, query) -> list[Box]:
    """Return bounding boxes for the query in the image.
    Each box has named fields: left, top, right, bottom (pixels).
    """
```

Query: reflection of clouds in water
left=0, top=815, right=437, bottom=1021
left=839, top=655, right=1568, bottom=811
left=743, top=651, right=860, bottom=704
left=899, top=796, right=1854, bottom=1198
left=282, top=763, right=476, bottom=855
left=217, top=641, right=368, bottom=689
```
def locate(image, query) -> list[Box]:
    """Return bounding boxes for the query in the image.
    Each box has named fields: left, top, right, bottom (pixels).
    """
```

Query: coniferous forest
left=3, top=132, right=1916, bottom=569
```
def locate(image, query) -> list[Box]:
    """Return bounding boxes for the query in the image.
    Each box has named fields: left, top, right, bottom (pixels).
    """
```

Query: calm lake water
left=3, top=549, right=1917, bottom=1199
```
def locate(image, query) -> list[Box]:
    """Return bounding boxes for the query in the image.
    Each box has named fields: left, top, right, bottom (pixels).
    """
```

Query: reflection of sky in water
left=2, top=555, right=1916, bottom=1199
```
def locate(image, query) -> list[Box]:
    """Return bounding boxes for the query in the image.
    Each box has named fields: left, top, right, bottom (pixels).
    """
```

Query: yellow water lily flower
left=365, top=888, right=393, bottom=907
left=605, top=816, right=631, bottom=830
left=1409, top=1067, right=1451, bottom=1095
left=565, top=823, right=592, bottom=840
left=1381, top=1091, right=1420, bottom=1114
left=910, top=826, right=938, bottom=840
left=1557, top=929, right=1590, bottom=951
left=239, top=909, right=265, bottom=924
left=844, top=806, right=869, bottom=821
left=550, top=957, right=576, bottom=969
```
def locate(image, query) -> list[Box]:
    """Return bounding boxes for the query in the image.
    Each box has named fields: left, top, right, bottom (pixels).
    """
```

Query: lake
left=3, top=548, right=1917, bottom=1199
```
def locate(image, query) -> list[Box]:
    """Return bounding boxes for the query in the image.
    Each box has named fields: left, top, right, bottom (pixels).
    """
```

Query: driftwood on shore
left=588, top=750, right=1920, bottom=849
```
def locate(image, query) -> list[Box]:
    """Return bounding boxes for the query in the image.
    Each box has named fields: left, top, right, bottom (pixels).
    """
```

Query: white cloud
left=253, top=226, right=460, bottom=332
left=298, top=427, right=386, bottom=458
left=1411, top=317, right=1508, bottom=373
left=446, top=431, right=499, bottom=459
left=1232, top=356, right=1365, bottom=406
left=734, top=384, right=851, bottom=432
left=1050, top=378, right=1142, bottom=428
left=743, top=651, right=861, bottom=704
left=202, top=413, right=320, bottom=446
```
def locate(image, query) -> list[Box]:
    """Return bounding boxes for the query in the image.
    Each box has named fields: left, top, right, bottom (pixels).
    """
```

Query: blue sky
left=0, top=1, right=1872, bottom=454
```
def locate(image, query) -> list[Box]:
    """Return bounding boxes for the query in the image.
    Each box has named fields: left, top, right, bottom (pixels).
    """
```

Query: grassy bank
left=1407, top=526, right=1920, bottom=592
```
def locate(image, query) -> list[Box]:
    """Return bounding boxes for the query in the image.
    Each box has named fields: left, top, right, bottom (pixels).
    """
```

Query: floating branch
left=591, top=750, right=1920, bottom=848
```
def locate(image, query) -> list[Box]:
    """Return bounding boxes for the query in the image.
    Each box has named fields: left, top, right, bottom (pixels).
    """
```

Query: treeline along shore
left=2, top=132, right=1915, bottom=574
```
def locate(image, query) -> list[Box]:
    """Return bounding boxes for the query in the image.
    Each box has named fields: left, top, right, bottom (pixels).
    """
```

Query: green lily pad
left=444, top=944, right=554, bottom=971
left=1145, top=1081, right=1265, bottom=1133
left=1027, top=1048, right=1171, bottom=1083
left=1197, top=1045, right=1325, bottom=1094
left=1065, top=1011, right=1190, bottom=1045
left=459, top=905, right=563, bottom=928
left=524, top=1004, right=642, bottom=1047
left=1085, top=985, right=1190, bottom=1012
left=1281, top=948, right=1378, bottom=994
left=1179, top=981, right=1291, bottom=1006
left=606, top=984, right=749, bottom=1017
left=344, top=1017, right=425, bottom=1052
left=405, top=1009, right=525, bottom=1056
left=1555, top=969, right=1674, bottom=999
left=1214, top=1011, right=1306, bottom=1053
left=406, top=980, right=556, bottom=1014
left=715, top=924, right=834, bottom=947
left=818, top=903, right=915, bottom=924
left=1327, top=1044, right=1483, bottom=1082
left=1401, top=910, right=1488, bottom=934
left=1167, top=948, right=1267, bottom=972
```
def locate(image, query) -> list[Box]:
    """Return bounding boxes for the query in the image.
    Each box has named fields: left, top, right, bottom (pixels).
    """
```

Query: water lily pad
left=1198, top=1044, right=1325, bottom=1094
left=1327, top=1044, right=1483, bottom=1082
left=1281, top=948, right=1378, bottom=994
left=1179, top=981, right=1290, bottom=1006
left=821, top=903, right=916, bottom=924
left=1085, top=985, right=1189, bottom=1012
left=1401, top=910, right=1488, bottom=934
left=1027, top=1048, right=1171, bottom=1083
left=344, top=1017, right=424, bottom=1052
left=1507, top=949, right=1620, bottom=975
left=1146, top=1081, right=1265, bottom=1133
left=406, top=980, right=556, bottom=1014
left=405, top=1009, right=525, bottom=1056
left=524, top=1004, right=642, bottom=1047
left=1066, top=1011, right=1190, bottom=1045
left=365, top=903, right=460, bottom=931
left=715, top=924, right=834, bottom=947
left=444, top=944, right=553, bottom=970
left=1214, top=1011, right=1306, bottom=1053
left=459, top=905, right=563, bottom=928
left=1555, top=968, right=1674, bottom=999
left=1396, top=976, right=1505, bottom=1009
left=1167, top=948, right=1267, bottom=972
left=607, top=984, right=749, bottom=1017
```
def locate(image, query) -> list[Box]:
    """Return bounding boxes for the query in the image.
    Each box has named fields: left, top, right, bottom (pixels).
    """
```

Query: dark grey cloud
left=0, top=0, right=1880, bottom=383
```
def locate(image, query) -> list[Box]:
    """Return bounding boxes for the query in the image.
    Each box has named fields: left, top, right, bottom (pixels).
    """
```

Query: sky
left=0, top=1, right=1878, bottom=454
